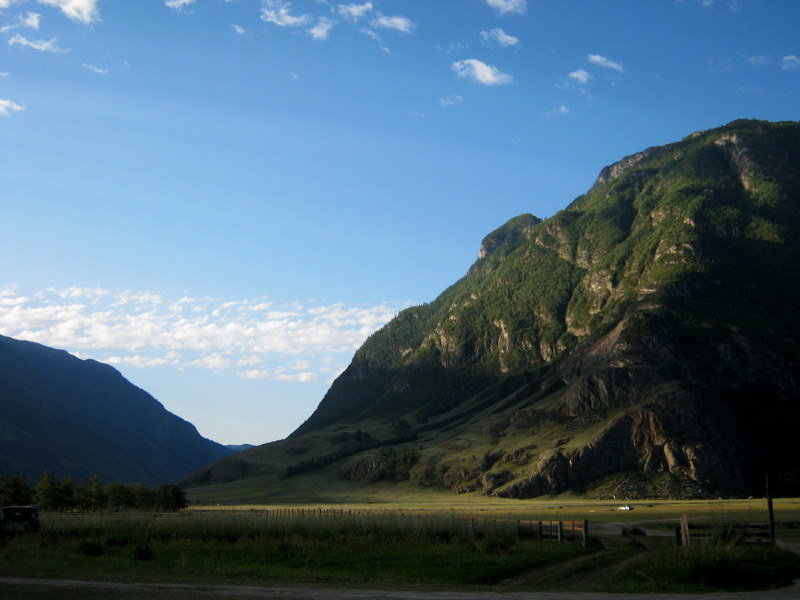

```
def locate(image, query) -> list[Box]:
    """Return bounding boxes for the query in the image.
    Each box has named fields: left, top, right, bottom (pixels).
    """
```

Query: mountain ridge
left=0, top=334, right=234, bottom=487
left=186, top=119, right=800, bottom=500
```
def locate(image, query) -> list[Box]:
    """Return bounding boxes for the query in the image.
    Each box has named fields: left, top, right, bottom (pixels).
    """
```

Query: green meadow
left=2, top=497, right=799, bottom=594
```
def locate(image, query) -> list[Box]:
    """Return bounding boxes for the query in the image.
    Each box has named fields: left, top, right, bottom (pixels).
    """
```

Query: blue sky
left=1, top=0, right=798, bottom=445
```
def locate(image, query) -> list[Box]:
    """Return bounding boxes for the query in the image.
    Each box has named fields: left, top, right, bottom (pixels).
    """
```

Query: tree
left=87, top=475, right=106, bottom=511
left=6, top=476, right=34, bottom=505
left=156, top=484, right=187, bottom=512
left=34, top=472, right=61, bottom=511
left=132, top=484, right=157, bottom=509
left=105, top=482, right=135, bottom=509
left=60, top=477, right=76, bottom=510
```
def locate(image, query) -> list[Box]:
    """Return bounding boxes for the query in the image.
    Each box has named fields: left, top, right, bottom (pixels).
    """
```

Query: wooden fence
left=210, top=508, right=590, bottom=547
left=676, top=515, right=773, bottom=546
left=531, top=520, right=589, bottom=547
left=467, top=519, right=588, bottom=546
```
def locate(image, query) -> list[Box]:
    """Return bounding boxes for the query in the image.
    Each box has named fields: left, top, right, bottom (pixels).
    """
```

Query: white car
left=617, top=505, right=634, bottom=511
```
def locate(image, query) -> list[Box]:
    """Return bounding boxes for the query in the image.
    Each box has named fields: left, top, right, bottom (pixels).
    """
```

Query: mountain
left=0, top=335, right=233, bottom=487
left=226, top=444, right=255, bottom=452
left=185, top=119, right=800, bottom=500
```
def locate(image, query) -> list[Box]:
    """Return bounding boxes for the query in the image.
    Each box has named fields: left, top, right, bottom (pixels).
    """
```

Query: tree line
left=0, top=473, right=187, bottom=512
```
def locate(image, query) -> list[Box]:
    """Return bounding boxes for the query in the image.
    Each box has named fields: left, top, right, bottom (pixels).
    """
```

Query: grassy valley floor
left=2, top=498, right=800, bottom=595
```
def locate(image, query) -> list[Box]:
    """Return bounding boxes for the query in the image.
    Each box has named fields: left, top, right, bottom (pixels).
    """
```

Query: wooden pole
left=557, top=520, right=563, bottom=544
left=680, top=514, right=691, bottom=547
left=582, top=519, right=588, bottom=547
left=766, top=473, right=776, bottom=546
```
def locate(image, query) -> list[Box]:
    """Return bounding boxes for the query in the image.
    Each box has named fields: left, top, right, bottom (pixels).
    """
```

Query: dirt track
left=2, top=577, right=800, bottom=600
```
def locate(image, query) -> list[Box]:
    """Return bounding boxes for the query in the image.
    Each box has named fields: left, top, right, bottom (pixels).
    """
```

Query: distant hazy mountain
left=0, top=335, right=233, bottom=486
left=226, top=444, right=255, bottom=452
left=186, top=119, right=800, bottom=500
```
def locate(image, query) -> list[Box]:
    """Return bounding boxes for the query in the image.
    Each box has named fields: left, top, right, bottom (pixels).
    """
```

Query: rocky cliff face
left=187, top=119, right=800, bottom=499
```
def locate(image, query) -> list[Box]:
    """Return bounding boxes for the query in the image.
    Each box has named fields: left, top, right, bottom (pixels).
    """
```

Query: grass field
left=2, top=498, right=800, bottom=594
left=191, top=495, right=800, bottom=525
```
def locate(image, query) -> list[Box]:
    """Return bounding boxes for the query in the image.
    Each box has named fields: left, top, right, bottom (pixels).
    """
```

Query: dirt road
left=2, top=577, right=800, bottom=600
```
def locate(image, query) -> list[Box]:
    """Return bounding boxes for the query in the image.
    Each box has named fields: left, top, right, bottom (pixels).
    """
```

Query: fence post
left=680, top=514, right=691, bottom=547
left=582, top=519, right=588, bottom=547
left=766, top=473, right=776, bottom=546
left=537, top=520, right=542, bottom=541
left=557, top=521, right=563, bottom=544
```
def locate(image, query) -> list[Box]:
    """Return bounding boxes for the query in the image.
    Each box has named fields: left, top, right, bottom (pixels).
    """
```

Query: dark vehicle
left=0, top=505, right=40, bottom=535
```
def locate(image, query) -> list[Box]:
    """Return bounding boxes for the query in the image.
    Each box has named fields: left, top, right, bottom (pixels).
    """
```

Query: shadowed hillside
left=0, top=335, right=233, bottom=486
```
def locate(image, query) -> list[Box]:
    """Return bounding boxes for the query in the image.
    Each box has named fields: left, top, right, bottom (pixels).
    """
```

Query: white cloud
left=275, top=372, right=318, bottom=383
left=165, top=0, right=195, bottom=10
left=260, top=0, right=310, bottom=27
left=337, top=1, right=371, bottom=21
left=486, top=0, right=526, bottom=16
left=190, top=354, right=232, bottom=370
left=452, top=58, right=513, bottom=85
left=239, top=369, right=271, bottom=379
left=371, top=14, right=413, bottom=34
left=435, top=42, right=469, bottom=55
left=675, top=0, right=715, bottom=6
left=9, top=34, right=68, bottom=52
left=480, top=27, right=518, bottom=47
left=781, top=55, right=800, bottom=71
left=359, top=27, right=389, bottom=53
left=37, top=0, right=104, bottom=24
left=230, top=24, right=245, bottom=34
left=308, top=16, right=334, bottom=41
left=743, top=54, right=766, bottom=67
left=588, top=53, right=624, bottom=72
left=47, top=286, right=112, bottom=301
left=20, top=11, right=41, bottom=28
left=104, top=355, right=171, bottom=368
left=0, top=99, right=24, bottom=115
left=0, top=0, right=23, bottom=8
left=676, top=1, right=742, bottom=10
left=568, top=68, right=591, bottom=84
left=0, top=285, right=405, bottom=383
left=238, top=368, right=317, bottom=383
left=544, top=105, right=569, bottom=117
left=439, top=94, right=462, bottom=107
left=82, top=63, right=107, bottom=74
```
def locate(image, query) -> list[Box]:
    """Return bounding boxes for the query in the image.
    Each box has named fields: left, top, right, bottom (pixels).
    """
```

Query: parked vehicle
left=0, top=505, right=40, bottom=534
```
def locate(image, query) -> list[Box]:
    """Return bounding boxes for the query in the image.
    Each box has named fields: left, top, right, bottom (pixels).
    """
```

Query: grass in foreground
left=0, top=511, right=587, bottom=587
left=1, top=510, right=798, bottom=594
left=600, top=543, right=800, bottom=593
